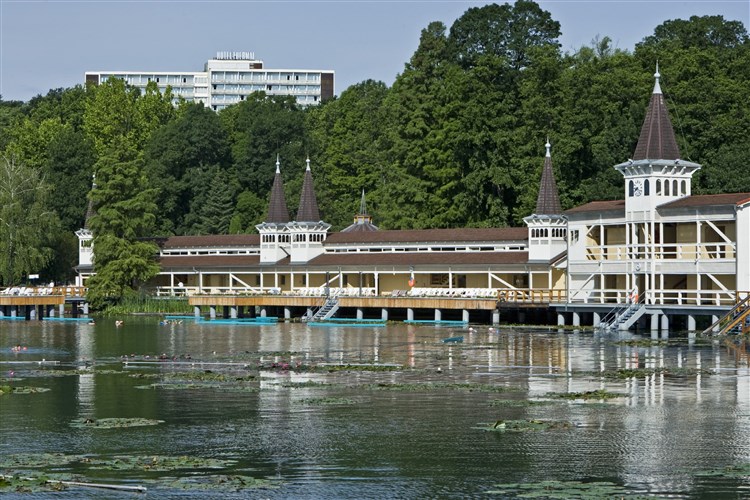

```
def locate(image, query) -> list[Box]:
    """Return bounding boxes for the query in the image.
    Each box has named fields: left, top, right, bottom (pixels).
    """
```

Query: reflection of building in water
left=75, top=323, right=96, bottom=418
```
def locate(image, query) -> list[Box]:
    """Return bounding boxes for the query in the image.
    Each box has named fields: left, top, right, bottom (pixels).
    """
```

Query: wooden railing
left=1, top=286, right=87, bottom=298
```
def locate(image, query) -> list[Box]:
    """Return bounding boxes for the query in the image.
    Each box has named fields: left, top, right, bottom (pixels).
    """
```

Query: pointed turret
left=83, top=173, right=97, bottom=230
left=342, top=189, right=379, bottom=232
left=267, top=155, right=290, bottom=223
left=296, top=157, right=320, bottom=222
left=535, top=139, right=562, bottom=215
left=632, top=63, right=681, bottom=161
left=524, top=140, right=567, bottom=262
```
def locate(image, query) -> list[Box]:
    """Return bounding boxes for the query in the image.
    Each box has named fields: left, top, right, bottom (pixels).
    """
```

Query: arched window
left=665, top=181, right=670, bottom=196
left=673, top=179, right=678, bottom=195
left=629, top=180, right=634, bottom=197
left=681, top=180, right=687, bottom=195
left=656, top=179, right=661, bottom=195
left=644, top=179, right=650, bottom=196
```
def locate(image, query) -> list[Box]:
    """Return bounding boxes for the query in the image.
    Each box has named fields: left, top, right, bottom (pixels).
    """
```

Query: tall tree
left=86, top=148, right=160, bottom=308
left=144, top=101, right=230, bottom=234
left=0, top=155, right=59, bottom=285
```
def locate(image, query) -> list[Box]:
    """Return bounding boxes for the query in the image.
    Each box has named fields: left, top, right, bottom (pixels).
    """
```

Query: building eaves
left=325, top=227, right=528, bottom=245
left=658, top=192, right=750, bottom=210
left=564, top=200, right=625, bottom=215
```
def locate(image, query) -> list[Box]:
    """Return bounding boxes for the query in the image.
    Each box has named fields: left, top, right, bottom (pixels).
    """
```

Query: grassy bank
left=102, top=296, right=192, bottom=316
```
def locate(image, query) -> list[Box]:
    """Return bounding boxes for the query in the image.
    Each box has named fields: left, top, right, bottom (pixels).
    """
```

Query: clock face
left=633, top=180, right=644, bottom=197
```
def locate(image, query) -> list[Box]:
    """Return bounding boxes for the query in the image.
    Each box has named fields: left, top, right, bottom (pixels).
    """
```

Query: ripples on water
left=3, top=318, right=750, bottom=497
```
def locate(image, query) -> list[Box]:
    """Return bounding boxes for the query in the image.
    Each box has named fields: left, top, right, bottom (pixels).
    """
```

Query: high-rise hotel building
left=85, top=51, right=334, bottom=110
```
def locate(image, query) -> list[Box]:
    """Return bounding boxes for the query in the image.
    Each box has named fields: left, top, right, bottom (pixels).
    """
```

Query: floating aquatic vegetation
left=0, top=453, right=82, bottom=468
left=551, top=389, right=624, bottom=400
left=135, top=382, right=259, bottom=392
left=0, top=385, right=50, bottom=395
left=486, top=479, right=650, bottom=498
left=280, top=380, right=331, bottom=388
left=314, top=363, right=402, bottom=372
left=159, top=474, right=273, bottom=491
left=695, top=463, right=750, bottom=479
left=163, top=371, right=256, bottom=382
left=585, top=367, right=713, bottom=379
left=476, top=419, right=573, bottom=432
left=299, top=397, right=357, bottom=406
left=489, top=399, right=558, bottom=407
left=0, top=473, right=70, bottom=493
left=364, top=382, right=522, bottom=393
left=86, top=455, right=235, bottom=472
left=69, top=418, right=165, bottom=429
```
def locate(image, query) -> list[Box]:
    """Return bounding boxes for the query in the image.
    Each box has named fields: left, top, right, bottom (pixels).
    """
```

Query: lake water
left=2, top=317, right=750, bottom=498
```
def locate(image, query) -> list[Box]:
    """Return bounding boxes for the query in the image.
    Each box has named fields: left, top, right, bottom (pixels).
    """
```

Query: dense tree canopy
left=0, top=1, right=747, bottom=306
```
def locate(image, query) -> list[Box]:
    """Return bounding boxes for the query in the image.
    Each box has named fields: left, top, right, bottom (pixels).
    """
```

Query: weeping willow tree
left=0, top=155, right=59, bottom=285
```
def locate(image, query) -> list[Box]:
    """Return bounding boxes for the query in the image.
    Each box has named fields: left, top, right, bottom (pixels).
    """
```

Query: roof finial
left=653, top=61, right=662, bottom=95
left=275, top=154, right=280, bottom=174
left=305, top=157, right=311, bottom=172
left=359, top=189, right=367, bottom=215
left=545, top=137, right=551, bottom=158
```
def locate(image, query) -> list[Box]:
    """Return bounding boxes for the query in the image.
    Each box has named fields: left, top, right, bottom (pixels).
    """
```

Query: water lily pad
left=70, top=418, right=164, bottom=429
left=0, top=385, right=50, bottom=395
left=476, top=419, right=573, bottom=432
left=487, top=479, right=649, bottom=498
left=695, top=463, right=750, bottom=479
left=87, top=455, right=235, bottom=472
left=551, top=389, right=624, bottom=400
left=0, top=453, right=82, bottom=468
left=365, top=382, right=521, bottom=393
left=159, top=474, right=274, bottom=491
left=299, top=397, right=357, bottom=405
left=489, top=399, right=558, bottom=407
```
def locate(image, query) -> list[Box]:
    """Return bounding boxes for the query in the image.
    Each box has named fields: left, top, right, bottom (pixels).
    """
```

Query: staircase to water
left=702, top=295, right=750, bottom=335
left=308, top=296, right=340, bottom=322
left=598, top=302, right=646, bottom=333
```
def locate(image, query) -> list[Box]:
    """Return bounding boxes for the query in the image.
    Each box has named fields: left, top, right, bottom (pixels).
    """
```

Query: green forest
left=0, top=1, right=748, bottom=305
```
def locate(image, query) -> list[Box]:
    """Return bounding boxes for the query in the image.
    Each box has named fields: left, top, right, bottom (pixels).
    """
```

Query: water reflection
left=3, top=319, right=750, bottom=497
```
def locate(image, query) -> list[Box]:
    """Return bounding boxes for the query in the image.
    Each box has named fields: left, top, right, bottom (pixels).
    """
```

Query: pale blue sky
left=1, top=0, right=748, bottom=102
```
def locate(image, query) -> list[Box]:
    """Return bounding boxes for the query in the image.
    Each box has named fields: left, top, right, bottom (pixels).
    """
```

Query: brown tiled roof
left=633, top=76, right=681, bottom=161
left=308, top=251, right=530, bottom=267
left=159, top=255, right=261, bottom=269
left=267, top=165, right=290, bottom=223
left=296, top=161, right=320, bottom=222
left=535, top=146, right=562, bottom=215
left=564, top=200, right=625, bottom=215
left=659, top=192, right=750, bottom=209
left=326, top=227, right=528, bottom=244
left=160, top=234, right=260, bottom=249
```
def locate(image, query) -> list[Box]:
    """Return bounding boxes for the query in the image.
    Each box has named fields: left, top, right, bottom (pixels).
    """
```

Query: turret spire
left=266, top=155, right=290, bottom=223
left=296, top=158, right=320, bottom=222
left=535, top=140, right=562, bottom=215
left=632, top=63, right=681, bottom=161
left=83, top=173, right=97, bottom=230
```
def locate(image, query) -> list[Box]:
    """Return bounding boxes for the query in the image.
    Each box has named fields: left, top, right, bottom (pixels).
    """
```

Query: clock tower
left=613, top=64, right=701, bottom=297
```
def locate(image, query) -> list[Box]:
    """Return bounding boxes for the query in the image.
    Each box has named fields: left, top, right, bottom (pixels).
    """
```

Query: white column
left=572, top=312, right=580, bottom=327
left=660, top=314, right=669, bottom=332
left=463, top=309, right=470, bottom=323
left=492, top=309, right=500, bottom=325
left=557, top=313, right=565, bottom=326
left=194, top=306, right=201, bottom=318
left=230, top=306, right=238, bottom=319
left=593, top=312, right=600, bottom=326
left=651, top=313, right=659, bottom=332
left=435, top=309, right=442, bottom=321
left=209, top=306, right=216, bottom=319
left=284, top=307, right=291, bottom=319
left=407, top=308, right=414, bottom=321
left=381, top=308, right=388, bottom=321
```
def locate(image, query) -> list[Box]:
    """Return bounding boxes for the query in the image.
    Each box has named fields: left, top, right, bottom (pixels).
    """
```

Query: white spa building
left=76, top=68, right=750, bottom=330
left=85, top=51, right=334, bottom=110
